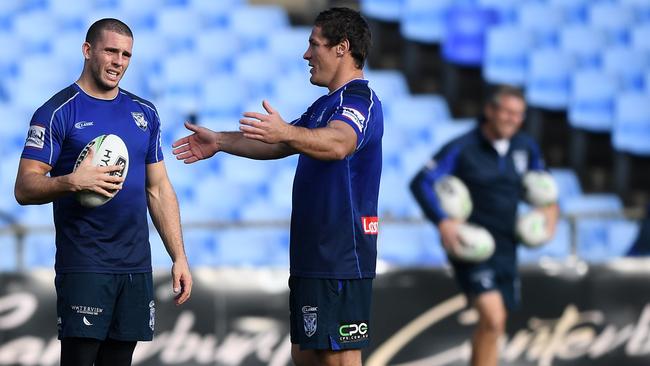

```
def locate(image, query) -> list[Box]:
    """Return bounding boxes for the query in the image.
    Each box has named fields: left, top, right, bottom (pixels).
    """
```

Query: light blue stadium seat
left=612, top=92, right=650, bottom=156
left=562, top=194, right=623, bottom=217
left=189, top=0, right=243, bottom=28
left=549, top=168, right=582, bottom=206
left=270, top=71, right=325, bottom=121
left=16, top=204, right=53, bottom=227
left=150, top=228, right=219, bottom=267
left=198, top=74, right=247, bottom=118
left=384, top=95, right=450, bottom=140
left=442, top=5, right=500, bottom=66
left=360, top=0, right=404, bottom=22
left=576, top=218, right=639, bottom=262
left=364, top=69, right=409, bottom=101
left=156, top=7, right=201, bottom=51
left=483, top=25, right=533, bottom=86
left=477, top=0, right=520, bottom=23
left=234, top=50, right=283, bottom=99
left=0, top=32, right=23, bottom=80
left=229, top=5, right=289, bottom=51
left=267, top=27, right=311, bottom=73
left=159, top=54, right=207, bottom=113
left=547, top=0, right=589, bottom=23
left=518, top=219, right=571, bottom=263
left=0, top=234, right=16, bottom=271
left=48, top=0, right=92, bottom=30
left=378, top=223, right=447, bottom=266
left=588, top=3, right=634, bottom=45
left=516, top=3, right=564, bottom=47
left=603, top=47, right=649, bottom=92
left=525, top=49, right=574, bottom=110
left=632, top=24, right=650, bottom=54
left=399, top=0, right=452, bottom=44
left=0, top=105, right=31, bottom=152
left=115, top=0, right=160, bottom=30
left=24, top=232, right=55, bottom=268
left=560, top=25, right=607, bottom=68
left=195, top=29, right=239, bottom=74
left=239, top=198, right=291, bottom=222
left=215, top=227, right=289, bottom=267
left=620, top=0, right=650, bottom=23
left=568, top=70, right=619, bottom=132
left=379, top=166, right=423, bottom=219
left=13, top=10, right=58, bottom=54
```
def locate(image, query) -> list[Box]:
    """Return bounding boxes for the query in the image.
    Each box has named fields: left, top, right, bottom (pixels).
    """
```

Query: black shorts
left=55, top=272, right=155, bottom=341
left=451, top=255, right=520, bottom=311
left=289, top=276, right=373, bottom=351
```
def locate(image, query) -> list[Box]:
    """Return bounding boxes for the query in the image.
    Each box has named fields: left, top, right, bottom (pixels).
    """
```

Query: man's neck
left=76, top=74, right=118, bottom=100
left=327, top=68, right=364, bottom=93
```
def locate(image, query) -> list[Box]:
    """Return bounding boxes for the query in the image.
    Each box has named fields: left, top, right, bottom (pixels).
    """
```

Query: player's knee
left=479, top=310, right=506, bottom=335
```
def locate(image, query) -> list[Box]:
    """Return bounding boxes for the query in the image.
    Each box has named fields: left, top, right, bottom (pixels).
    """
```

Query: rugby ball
left=73, top=134, right=129, bottom=208
left=450, top=223, right=495, bottom=263
left=434, top=175, right=472, bottom=221
left=522, top=171, right=558, bottom=207
left=516, top=210, right=550, bottom=248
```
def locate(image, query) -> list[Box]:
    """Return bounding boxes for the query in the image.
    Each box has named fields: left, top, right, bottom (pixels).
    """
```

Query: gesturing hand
left=71, top=147, right=125, bottom=198
left=239, top=100, right=291, bottom=144
left=172, top=122, right=219, bottom=164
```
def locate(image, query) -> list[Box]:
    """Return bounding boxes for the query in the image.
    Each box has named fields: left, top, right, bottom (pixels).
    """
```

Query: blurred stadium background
left=0, top=0, right=649, bottom=365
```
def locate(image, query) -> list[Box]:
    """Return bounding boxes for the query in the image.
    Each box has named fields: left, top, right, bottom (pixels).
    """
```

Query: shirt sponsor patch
left=340, top=107, right=366, bottom=132
left=25, top=125, right=46, bottom=149
left=362, top=216, right=379, bottom=235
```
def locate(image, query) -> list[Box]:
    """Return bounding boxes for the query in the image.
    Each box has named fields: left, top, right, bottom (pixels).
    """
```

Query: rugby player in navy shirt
left=173, top=8, right=383, bottom=366
left=15, top=19, right=192, bottom=366
left=411, top=85, right=559, bottom=366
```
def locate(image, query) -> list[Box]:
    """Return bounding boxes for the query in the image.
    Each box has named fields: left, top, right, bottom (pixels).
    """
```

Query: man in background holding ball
left=410, top=85, right=558, bottom=366
left=14, top=18, right=192, bottom=366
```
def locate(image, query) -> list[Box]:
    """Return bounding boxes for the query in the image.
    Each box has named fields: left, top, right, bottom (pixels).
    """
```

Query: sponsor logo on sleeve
left=25, top=125, right=46, bottom=149
left=338, top=321, right=369, bottom=343
left=340, top=107, right=366, bottom=132
left=362, top=216, right=379, bottom=235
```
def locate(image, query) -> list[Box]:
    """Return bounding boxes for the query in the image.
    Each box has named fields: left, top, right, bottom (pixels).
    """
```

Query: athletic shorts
left=450, top=255, right=520, bottom=311
left=289, top=276, right=373, bottom=350
left=55, top=272, right=155, bottom=341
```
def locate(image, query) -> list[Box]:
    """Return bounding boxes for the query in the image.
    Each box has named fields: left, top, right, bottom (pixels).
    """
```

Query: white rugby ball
left=522, top=171, right=558, bottom=207
left=451, top=223, right=495, bottom=263
left=73, top=134, right=129, bottom=208
left=516, top=210, right=550, bottom=248
left=434, top=175, right=472, bottom=221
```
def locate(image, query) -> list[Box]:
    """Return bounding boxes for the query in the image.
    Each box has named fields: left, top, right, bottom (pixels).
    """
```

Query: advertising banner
left=1, top=264, right=650, bottom=365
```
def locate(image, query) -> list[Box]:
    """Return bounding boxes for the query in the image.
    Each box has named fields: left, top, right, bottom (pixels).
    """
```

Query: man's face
left=484, top=95, right=526, bottom=140
left=84, top=30, right=133, bottom=92
left=303, top=26, right=339, bottom=88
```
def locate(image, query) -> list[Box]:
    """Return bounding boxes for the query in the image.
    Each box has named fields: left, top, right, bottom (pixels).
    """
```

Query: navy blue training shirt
left=21, top=83, right=163, bottom=274
left=410, top=126, right=545, bottom=257
left=289, top=79, right=383, bottom=279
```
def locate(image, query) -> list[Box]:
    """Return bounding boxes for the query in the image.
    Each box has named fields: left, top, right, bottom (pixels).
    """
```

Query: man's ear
left=82, top=42, right=91, bottom=60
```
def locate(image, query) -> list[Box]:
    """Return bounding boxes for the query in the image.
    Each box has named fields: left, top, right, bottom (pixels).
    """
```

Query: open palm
left=172, top=122, right=219, bottom=164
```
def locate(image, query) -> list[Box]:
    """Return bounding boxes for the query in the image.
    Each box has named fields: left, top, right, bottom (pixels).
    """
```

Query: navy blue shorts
left=451, top=255, right=520, bottom=310
left=289, top=276, right=373, bottom=350
left=55, top=272, right=155, bottom=341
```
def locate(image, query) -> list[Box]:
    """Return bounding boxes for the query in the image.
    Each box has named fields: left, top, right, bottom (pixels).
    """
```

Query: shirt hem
left=55, top=267, right=152, bottom=274
left=289, top=270, right=376, bottom=279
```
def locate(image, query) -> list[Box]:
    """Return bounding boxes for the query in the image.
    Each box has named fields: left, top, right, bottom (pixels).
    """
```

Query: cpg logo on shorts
left=338, top=321, right=369, bottom=343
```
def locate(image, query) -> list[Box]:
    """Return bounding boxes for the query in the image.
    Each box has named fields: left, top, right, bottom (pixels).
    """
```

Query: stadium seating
left=516, top=2, right=563, bottom=47
left=482, top=25, right=533, bottom=86
left=568, top=69, right=619, bottom=132
left=399, top=0, right=453, bottom=44
left=612, top=92, right=650, bottom=156
left=442, top=5, right=499, bottom=66
left=525, top=49, right=573, bottom=110
left=360, top=0, right=403, bottom=22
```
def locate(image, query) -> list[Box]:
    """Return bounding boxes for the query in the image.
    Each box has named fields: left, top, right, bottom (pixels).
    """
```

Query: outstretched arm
left=172, top=122, right=296, bottom=163
left=15, top=149, right=124, bottom=205
left=146, top=161, right=192, bottom=305
left=239, top=100, right=357, bottom=161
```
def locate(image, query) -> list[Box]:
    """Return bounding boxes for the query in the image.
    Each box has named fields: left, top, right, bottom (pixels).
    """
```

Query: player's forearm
left=147, top=181, right=187, bottom=263
left=283, top=125, right=352, bottom=161
left=218, top=131, right=294, bottom=160
left=15, top=172, right=78, bottom=205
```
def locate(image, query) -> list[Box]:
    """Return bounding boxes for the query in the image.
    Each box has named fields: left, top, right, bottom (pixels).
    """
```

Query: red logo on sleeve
left=362, top=217, right=379, bottom=235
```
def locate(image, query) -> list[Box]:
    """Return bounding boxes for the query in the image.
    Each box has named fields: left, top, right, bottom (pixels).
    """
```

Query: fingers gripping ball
left=451, top=223, right=495, bottom=263
left=434, top=175, right=473, bottom=221
left=522, top=171, right=558, bottom=207
left=516, top=210, right=550, bottom=248
left=73, top=134, right=129, bottom=208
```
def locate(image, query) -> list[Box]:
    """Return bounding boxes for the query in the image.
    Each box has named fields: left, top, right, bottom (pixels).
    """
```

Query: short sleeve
left=21, top=107, right=65, bottom=167
left=330, top=88, right=373, bottom=149
left=145, top=108, right=164, bottom=164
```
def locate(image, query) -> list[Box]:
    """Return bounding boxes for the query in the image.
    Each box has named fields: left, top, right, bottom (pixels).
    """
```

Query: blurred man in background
left=172, top=7, right=382, bottom=366
left=14, top=18, right=192, bottom=366
left=410, top=85, right=558, bottom=366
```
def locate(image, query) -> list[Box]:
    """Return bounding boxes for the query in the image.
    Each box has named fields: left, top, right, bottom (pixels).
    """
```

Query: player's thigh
left=473, top=290, right=507, bottom=330
left=109, top=272, right=155, bottom=342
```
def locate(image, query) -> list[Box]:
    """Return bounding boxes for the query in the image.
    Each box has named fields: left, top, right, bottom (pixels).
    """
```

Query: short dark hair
left=85, top=18, right=133, bottom=45
left=486, top=84, right=525, bottom=107
left=314, top=7, right=372, bottom=69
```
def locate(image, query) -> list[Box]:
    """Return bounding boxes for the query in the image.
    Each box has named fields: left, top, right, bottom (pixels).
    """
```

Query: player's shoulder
left=445, top=127, right=480, bottom=151
left=511, top=130, right=540, bottom=150
left=343, top=79, right=373, bottom=100
left=35, top=84, right=80, bottom=117
left=119, top=88, right=158, bottom=113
